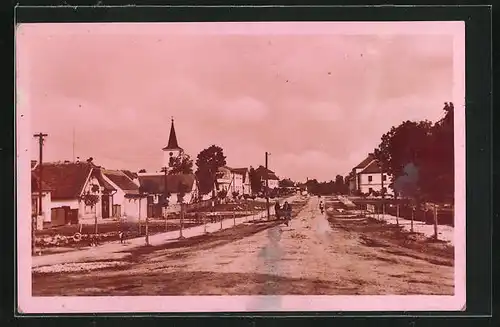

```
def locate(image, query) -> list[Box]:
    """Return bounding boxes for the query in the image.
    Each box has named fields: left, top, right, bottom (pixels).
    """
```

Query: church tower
left=162, top=118, right=184, bottom=171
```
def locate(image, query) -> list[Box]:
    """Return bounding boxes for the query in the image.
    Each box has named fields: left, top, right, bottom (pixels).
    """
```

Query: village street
left=33, top=196, right=454, bottom=296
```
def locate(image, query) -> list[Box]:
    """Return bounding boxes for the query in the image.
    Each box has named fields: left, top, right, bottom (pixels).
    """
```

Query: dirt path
left=33, top=197, right=454, bottom=296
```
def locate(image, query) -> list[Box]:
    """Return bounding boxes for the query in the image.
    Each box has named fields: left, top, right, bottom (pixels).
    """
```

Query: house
left=102, top=169, right=147, bottom=221
left=137, top=173, right=198, bottom=216
left=215, top=166, right=251, bottom=197
left=348, top=153, right=393, bottom=195
left=34, top=161, right=117, bottom=226
left=230, top=167, right=251, bottom=195
left=254, top=165, right=280, bottom=190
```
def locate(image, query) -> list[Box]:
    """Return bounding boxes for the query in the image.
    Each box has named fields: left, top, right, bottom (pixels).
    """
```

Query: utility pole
left=163, top=166, right=168, bottom=232
left=33, top=133, right=47, bottom=255
left=265, top=152, right=270, bottom=220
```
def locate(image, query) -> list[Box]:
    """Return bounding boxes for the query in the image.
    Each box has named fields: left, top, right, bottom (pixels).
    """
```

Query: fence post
left=411, top=208, right=414, bottom=232
left=396, top=204, right=400, bottom=227
left=433, top=204, right=438, bottom=240
left=220, top=213, right=223, bottom=230
left=233, top=211, right=236, bottom=227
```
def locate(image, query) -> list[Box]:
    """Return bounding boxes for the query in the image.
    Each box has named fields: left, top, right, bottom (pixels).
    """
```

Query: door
left=101, top=194, right=110, bottom=218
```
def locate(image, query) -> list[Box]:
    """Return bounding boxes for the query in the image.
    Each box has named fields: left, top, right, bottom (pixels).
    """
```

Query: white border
left=16, top=21, right=466, bottom=314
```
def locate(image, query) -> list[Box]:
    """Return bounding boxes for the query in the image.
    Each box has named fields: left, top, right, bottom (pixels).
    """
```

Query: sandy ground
left=33, top=196, right=454, bottom=296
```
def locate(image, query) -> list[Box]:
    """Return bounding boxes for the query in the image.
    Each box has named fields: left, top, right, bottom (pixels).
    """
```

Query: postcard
left=16, top=20, right=465, bottom=313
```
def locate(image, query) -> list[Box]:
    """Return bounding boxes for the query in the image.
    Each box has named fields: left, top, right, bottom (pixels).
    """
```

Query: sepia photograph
left=16, top=20, right=465, bottom=313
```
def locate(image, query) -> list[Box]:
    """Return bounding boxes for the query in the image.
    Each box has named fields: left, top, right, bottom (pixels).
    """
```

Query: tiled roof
left=360, top=160, right=383, bottom=174
left=31, top=172, right=53, bottom=192
left=138, top=174, right=196, bottom=194
left=354, top=153, right=375, bottom=169
left=255, top=166, right=279, bottom=180
left=103, top=170, right=139, bottom=191
left=91, top=169, right=116, bottom=193
left=37, top=162, right=115, bottom=200
left=121, top=170, right=138, bottom=180
left=37, top=162, right=93, bottom=200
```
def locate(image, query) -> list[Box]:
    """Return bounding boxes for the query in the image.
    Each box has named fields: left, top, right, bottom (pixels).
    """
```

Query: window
left=383, top=175, right=387, bottom=181
left=85, top=204, right=96, bottom=214
left=368, top=175, right=373, bottom=182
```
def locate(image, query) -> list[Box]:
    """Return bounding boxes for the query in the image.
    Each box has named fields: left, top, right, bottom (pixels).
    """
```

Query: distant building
left=254, top=165, right=280, bottom=190
left=348, top=153, right=393, bottom=195
left=137, top=118, right=198, bottom=216
left=216, top=166, right=251, bottom=196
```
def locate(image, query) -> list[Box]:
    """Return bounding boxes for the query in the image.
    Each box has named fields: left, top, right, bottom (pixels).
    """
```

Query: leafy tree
left=80, top=190, right=100, bottom=235
left=248, top=167, right=262, bottom=194
left=279, top=178, right=295, bottom=188
left=195, top=145, right=227, bottom=195
left=334, top=175, right=345, bottom=194
left=374, top=102, right=455, bottom=203
left=168, top=154, right=194, bottom=175
left=138, top=169, right=146, bottom=173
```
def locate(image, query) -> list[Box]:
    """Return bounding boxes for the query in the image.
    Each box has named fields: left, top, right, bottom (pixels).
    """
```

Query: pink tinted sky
left=17, top=22, right=454, bottom=182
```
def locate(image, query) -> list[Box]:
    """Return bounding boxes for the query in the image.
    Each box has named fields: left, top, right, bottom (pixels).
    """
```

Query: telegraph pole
left=33, top=133, right=47, bottom=254
left=265, top=152, right=270, bottom=220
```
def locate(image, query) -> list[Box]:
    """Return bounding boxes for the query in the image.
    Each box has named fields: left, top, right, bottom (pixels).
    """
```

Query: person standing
left=274, top=201, right=281, bottom=220
left=319, top=200, right=324, bottom=214
left=283, top=201, right=292, bottom=226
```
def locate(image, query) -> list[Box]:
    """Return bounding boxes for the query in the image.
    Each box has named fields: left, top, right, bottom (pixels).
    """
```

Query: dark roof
left=37, top=162, right=93, bottom=200
left=138, top=174, right=196, bottom=194
left=121, top=170, right=138, bottom=180
left=37, top=162, right=115, bottom=200
left=360, top=160, right=383, bottom=174
left=255, top=166, right=279, bottom=180
left=31, top=172, right=53, bottom=192
left=103, top=170, right=139, bottom=191
left=91, top=169, right=117, bottom=193
left=354, top=153, right=375, bottom=169
left=162, top=119, right=182, bottom=151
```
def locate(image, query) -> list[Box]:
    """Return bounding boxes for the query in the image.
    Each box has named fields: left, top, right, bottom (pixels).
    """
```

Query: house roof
left=37, top=162, right=115, bottom=200
left=359, top=160, right=383, bottom=174
left=354, top=153, right=375, bottom=169
left=31, top=172, right=53, bottom=192
left=162, top=119, right=183, bottom=151
left=138, top=173, right=196, bottom=194
left=255, top=166, right=279, bottom=180
left=103, top=170, right=139, bottom=192
left=31, top=160, right=38, bottom=170
left=121, top=170, right=138, bottom=180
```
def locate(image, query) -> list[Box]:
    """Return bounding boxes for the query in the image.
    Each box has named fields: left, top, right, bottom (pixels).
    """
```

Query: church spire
left=163, top=117, right=181, bottom=150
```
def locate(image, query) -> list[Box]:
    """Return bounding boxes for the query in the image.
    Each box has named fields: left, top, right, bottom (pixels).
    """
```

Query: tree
left=195, top=145, right=227, bottom=195
left=374, top=119, right=433, bottom=200
left=334, top=175, right=344, bottom=194
left=248, top=167, right=262, bottom=194
left=279, top=178, right=295, bottom=188
left=80, top=190, right=100, bottom=235
left=374, top=102, right=455, bottom=203
left=138, top=169, right=146, bottom=173
left=168, top=154, right=194, bottom=175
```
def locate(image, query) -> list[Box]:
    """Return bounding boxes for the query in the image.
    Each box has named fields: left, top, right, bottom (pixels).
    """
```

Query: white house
left=137, top=173, right=198, bottom=216
left=349, top=153, right=393, bottom=195
left=102, top=169, right=147, bottom=221
left=33, top=161, right=117, bottom=226
left=254, top=165, right=280, bottom=190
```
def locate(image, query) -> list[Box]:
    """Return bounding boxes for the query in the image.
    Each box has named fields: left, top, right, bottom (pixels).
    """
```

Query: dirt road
left=33, top=197, right=454, bottom=296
